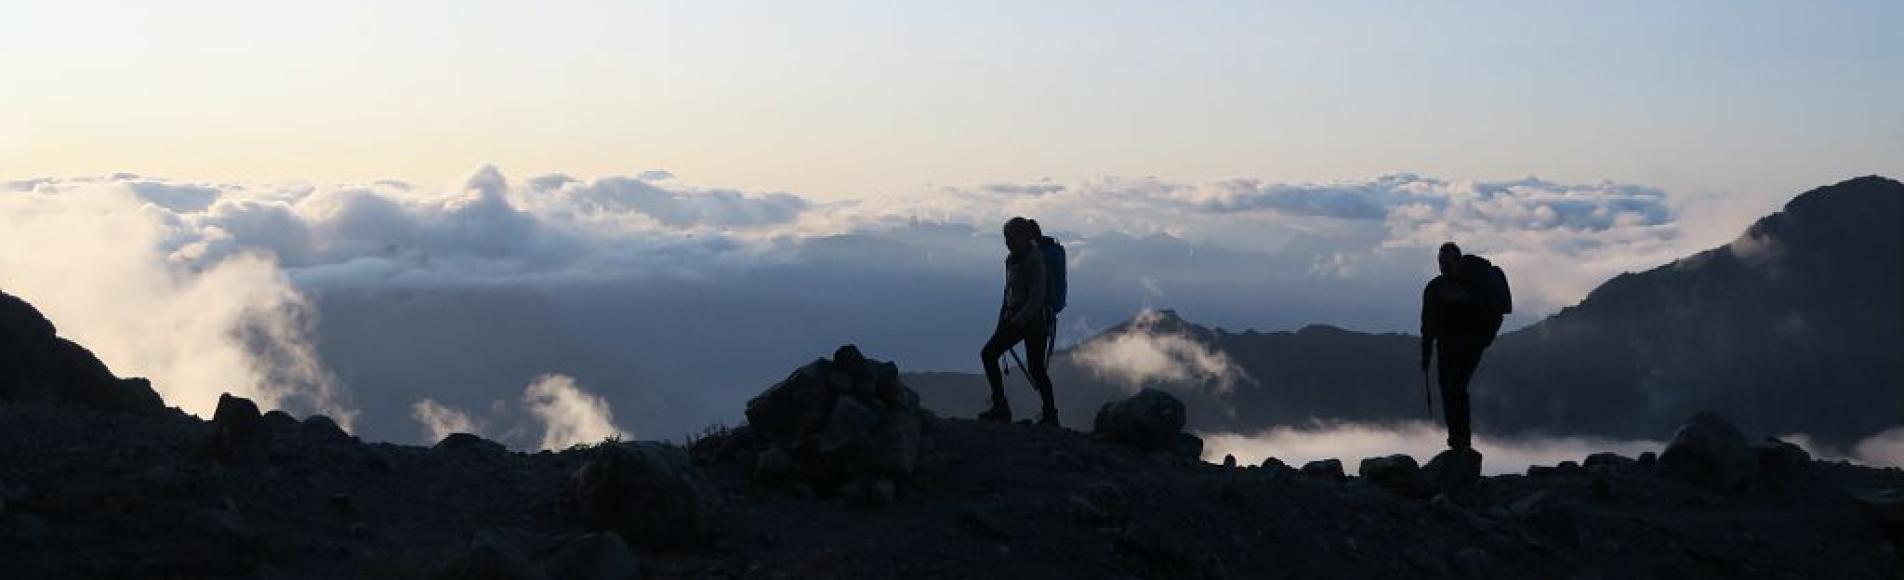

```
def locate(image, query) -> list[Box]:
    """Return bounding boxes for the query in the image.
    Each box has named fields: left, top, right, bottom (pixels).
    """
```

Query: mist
left=1202, top=422, right=1904, bottom=475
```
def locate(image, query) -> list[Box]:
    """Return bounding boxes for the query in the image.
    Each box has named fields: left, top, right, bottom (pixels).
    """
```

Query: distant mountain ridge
left=913, top=176, right=1904, bottom=448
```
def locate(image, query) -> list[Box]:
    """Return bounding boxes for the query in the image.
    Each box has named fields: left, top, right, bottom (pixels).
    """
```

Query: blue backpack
left=1039, top=236, right=1067, bottom=314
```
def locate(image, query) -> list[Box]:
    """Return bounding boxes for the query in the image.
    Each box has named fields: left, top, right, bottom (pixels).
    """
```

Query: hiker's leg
left=979, top=321, right=1023, bottom=401
left=1438, top=344, right=1479, bottom=449
left=1025, top=323, right=1056, bottom=414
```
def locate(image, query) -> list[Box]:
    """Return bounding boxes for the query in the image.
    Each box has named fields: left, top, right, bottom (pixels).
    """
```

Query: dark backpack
left=1458, top=254, right=1512, bottom=316
left=1039, top=236, right=1067, bottom=314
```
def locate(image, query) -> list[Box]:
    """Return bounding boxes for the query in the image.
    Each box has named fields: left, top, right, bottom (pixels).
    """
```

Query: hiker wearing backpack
left=979, top=217, right=1066, bottom=426
left=1419, top=242, right=1511, bottom=450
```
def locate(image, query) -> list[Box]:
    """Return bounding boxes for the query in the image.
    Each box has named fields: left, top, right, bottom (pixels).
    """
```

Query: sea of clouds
left=0, top=167, right=1788, bottom=450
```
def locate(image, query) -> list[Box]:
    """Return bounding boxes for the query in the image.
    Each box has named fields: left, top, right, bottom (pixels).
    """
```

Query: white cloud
left=1200, top=421, right=1664, bottom=476
left=6, top=167, right=1744, bottom=442
left=521, top=374, right=628, bottom=451
left=1851, top=427, right=1904, bottom=467
left=0, top=181, right=353, bottom=427
left=410, top=398, right=482, bottom=444
left=1071, top=310, right=1248, bottom=394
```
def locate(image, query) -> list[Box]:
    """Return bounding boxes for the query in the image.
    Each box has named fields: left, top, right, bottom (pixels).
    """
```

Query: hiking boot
left=1037, top=409, right=1061, bottom=428
left=978, top=399, right=1012, bottom=423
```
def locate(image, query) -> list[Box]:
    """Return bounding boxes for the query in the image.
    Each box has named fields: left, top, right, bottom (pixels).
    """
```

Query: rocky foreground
left=3, top=291, right=1904, bottom=579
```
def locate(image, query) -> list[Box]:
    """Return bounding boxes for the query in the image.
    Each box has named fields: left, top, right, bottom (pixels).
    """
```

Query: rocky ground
left=3, top=289, right=1904, bottom=579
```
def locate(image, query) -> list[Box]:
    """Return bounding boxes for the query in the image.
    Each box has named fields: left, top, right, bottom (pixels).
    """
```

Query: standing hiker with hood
left=979, top=217, right=1061, bottom=426
left=1419, top=242, right=1511, bottom=451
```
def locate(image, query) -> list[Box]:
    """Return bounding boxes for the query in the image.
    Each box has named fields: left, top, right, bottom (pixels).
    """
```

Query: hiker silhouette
left=979, top=217, right=1060, bottom=426
left=1419, top=242, right=1510, bottom=450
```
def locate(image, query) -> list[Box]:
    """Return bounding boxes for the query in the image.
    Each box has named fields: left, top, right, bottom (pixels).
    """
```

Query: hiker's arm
left=1419, top=282, right=1438, bottom=368
left=1013, top=252, right=1049, bottom=327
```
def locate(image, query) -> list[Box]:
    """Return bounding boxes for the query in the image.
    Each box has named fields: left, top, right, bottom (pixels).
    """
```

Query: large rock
left=1092, top=388, right=1188, bottom=451
left=1658, top=412, right=1757, bottom=492
left=744, top=362, right=835, bottom=443
left=1301, top=458, right=1346, bottom=482
left=740, top=345, right=931, bottom=495
left=207, top=393, right=270, bottom=464
left=1358, top=454, right=1422, bottom=494
left=1422, top=447, right=1483, bottom=493
left=0, top=290, right=163, bottom=414
left=300, top=414, right=351, bottom=442
left=569, top=442, right=719, bottom=548
left=1583, top=452, right=1637, bottom=473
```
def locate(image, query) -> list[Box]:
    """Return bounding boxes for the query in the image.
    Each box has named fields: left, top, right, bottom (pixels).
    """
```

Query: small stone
left=1451, top=547, right=1493, bottom=576
left=956, top=508, right=1009, bottom=541
left=326, top=493, right=357, bottom=516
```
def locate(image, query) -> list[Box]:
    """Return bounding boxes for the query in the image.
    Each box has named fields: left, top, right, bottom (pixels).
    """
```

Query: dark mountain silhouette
left=1478, top=175, right=1904, bottom=446
left=914, top=176, right=1904, bottom=448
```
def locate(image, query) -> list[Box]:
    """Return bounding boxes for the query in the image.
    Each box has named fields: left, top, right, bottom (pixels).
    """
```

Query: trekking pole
left=1421, top=367, right=1436, bottom=423
left=1006, top=347, right=1040, bottom=395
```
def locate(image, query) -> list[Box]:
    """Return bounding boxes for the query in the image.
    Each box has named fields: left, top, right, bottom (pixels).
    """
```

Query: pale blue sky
left=4, top=1, right=1899, bottom=201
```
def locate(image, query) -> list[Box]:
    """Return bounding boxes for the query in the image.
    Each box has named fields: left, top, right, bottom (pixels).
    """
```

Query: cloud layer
left=1200, top=421, right=1666, bottom=476
left=3, top=167, right=1744, bottom=443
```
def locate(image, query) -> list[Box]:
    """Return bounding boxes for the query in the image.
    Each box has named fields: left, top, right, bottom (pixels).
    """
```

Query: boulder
left=1750, top=437, right=1811, bottom=482
left=1421, top=447, right=1483, bottom=493
left=540, top=532, right=640, bottom=580
left=261, top=410, right=300, bottom=432
left=744, top=362, right=834, bottom=443
left=1584, top=452, right=1637, bottom=473
left=301, top=415, right=351, bottom=441
left=436, top=433, right=508, bottom=455
left=1658, top=412, right=1757, bottom=492
left=1300, top=458, right=1346, bottom=482
left=1092, top=388, right=1188, bottom=451
left=569, top=442, right=719, bottom=548
left=1358, top=454, right=1422, bottom=494
left=207, top=393, right=270, bottom=464
left=740, top=346, right=931, bottom=497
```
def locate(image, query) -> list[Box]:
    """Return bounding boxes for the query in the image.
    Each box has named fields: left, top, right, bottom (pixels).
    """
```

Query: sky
left=4, top=1, right=1901, bottom=200
left=1, top=1, right=1901, bottom=451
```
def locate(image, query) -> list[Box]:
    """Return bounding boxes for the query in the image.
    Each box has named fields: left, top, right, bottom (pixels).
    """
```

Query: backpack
left=1458, top=254, right=1512, bottom=316
left=1039, top=236, right=1067, bottom=314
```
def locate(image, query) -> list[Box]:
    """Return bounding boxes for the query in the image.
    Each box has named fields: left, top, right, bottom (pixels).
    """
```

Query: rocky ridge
left=1, top=290, right=1902, bottom=578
